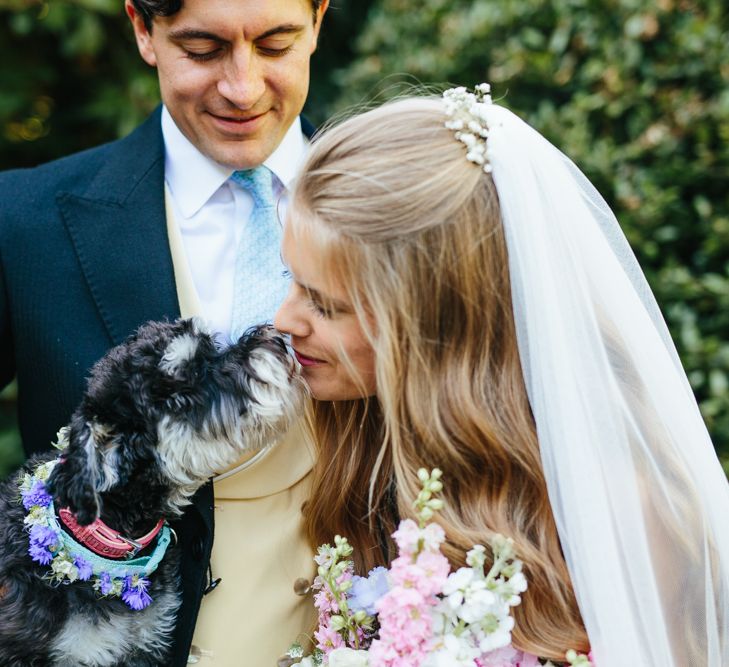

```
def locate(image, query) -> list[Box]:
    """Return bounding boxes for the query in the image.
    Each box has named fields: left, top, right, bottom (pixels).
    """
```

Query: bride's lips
left=293, top=349, right=326, bottom=367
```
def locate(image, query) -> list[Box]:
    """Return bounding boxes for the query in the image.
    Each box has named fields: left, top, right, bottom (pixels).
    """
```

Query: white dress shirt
left=161, top=107, right=308, bottom=339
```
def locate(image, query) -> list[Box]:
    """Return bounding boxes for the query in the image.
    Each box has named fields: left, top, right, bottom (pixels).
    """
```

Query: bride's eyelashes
left=281, top=269, right=336, bottom=318
left=307, top=297, right=333, bottom=319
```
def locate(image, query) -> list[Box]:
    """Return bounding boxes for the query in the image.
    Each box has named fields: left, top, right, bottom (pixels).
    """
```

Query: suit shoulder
left=0, top=138, right=121, bottom=199
left=0, top=108, right=163, bottom=204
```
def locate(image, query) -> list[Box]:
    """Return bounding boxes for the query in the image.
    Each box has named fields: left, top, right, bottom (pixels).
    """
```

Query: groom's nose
left=217, top=45, right=266, bottom=110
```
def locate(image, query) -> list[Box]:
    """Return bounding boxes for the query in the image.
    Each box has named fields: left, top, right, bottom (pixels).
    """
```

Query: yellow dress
left=166, top=187, right=317, bottom=665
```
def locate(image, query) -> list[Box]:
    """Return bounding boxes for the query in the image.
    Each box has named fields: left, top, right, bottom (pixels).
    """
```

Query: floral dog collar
left=20, top=458, right=172, bottom=610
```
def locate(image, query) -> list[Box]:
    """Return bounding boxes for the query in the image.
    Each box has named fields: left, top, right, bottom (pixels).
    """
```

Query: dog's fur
left=0, top=319, right=303, bottom=666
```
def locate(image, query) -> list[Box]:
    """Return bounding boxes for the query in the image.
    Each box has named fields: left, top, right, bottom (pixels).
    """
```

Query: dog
left=0, top=318, right=303, bottom=666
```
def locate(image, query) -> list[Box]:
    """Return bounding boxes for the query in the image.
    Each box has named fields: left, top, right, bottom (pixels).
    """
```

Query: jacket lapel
left=58, top=107, right=180, bottom=347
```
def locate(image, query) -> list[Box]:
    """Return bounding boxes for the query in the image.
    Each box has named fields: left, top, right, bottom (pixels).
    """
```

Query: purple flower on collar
left=99, top=572, right=113, bottom=595
left=121, top=575, right=152, bottom=610
left=74, top=556, right=93, bottom=581
left=21, top=479, right=52, bottom=511
left=28, top=524, right=58, bottom=565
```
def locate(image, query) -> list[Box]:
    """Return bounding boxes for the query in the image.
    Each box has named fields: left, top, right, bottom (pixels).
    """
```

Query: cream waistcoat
left=165, top=187, right=317, bottom=665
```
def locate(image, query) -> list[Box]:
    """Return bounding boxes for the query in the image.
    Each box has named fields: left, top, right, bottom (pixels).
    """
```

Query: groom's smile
left=206, top=108, right=270, bottom=136
left=127, top=0, right=328, bottom=169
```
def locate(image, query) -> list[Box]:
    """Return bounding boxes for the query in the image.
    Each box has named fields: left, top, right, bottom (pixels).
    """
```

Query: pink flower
left=392, top=520, right=421, bottom=556
left=515, top=650, right=541, bottom=667
left=475, top=646, right=540, bottom=666
left=387, top=551, right=450, bottom=598
left=413, top=551, right=450, bottom=595
left=369, top=582, right=436, bottom=665
left=391, top=520, right=447, bottom=558
left=314, top=588, right=338, bottom=615
left=314, top=621, right=345, bottom=654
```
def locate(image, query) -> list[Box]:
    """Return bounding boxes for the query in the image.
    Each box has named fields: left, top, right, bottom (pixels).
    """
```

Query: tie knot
left=231, top=167, right=275, bottom=209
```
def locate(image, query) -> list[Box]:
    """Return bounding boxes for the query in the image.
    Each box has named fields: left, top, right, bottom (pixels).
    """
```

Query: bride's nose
left=273, top=286, right=311, bottom=338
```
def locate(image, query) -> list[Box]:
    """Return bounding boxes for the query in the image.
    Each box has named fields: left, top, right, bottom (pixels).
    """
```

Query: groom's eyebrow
left=168, top=23, right=306, bottom=43
left=256, top=24, right=306, bottom=40
left=168, top=28, right=223, bottom=42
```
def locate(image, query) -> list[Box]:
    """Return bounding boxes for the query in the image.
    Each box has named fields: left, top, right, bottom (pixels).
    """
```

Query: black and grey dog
left=0, top=318, right=303, bottom=666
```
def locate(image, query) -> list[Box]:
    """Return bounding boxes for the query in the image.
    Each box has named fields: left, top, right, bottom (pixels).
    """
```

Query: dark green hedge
left=333, top=0, right=729, bottom=472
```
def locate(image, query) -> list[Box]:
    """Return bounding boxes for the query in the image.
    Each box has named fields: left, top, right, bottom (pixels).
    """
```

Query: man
left=0, top=0, right=328, bottom=663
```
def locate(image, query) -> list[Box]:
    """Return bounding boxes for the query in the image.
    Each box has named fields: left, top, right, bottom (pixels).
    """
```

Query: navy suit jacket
left=0, top=107, right=314, bottom=665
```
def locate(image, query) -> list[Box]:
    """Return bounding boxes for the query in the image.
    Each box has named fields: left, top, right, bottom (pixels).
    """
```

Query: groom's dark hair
left=130, top=0, right=325, bottom=30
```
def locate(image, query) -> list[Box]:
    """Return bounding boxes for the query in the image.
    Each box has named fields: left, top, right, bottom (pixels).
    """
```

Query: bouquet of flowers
left=286, top=469, right=593, bottom=667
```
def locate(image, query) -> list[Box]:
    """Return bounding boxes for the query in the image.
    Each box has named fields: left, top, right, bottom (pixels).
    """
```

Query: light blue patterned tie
left=229, top=167, right=289, bottom=340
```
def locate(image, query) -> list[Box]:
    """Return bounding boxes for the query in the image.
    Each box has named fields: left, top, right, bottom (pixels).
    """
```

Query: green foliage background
left=1, top=0, right=727, bottom=478
left=334, top=0, right=729, bottom=475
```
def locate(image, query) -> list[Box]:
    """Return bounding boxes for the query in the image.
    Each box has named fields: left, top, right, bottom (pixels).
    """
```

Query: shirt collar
left=162, top=106, right=307, bottom=219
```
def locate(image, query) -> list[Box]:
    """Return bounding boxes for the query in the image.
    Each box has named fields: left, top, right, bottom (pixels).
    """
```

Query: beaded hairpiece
left=442, top=83, right=494, bottom=173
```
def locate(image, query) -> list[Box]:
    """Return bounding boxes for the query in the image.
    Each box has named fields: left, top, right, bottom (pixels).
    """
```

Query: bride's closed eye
left=307, top=298, right=334, bottom=319
left=281, top=269, right=335, bottom=318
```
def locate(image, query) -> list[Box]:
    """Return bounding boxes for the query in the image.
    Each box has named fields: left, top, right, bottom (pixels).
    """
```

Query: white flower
left=23, top=506, right=49, bottom=526
left=477, top=613, right=514, bottom=652
left=35, top=461, right=55, bottom=481
left=430, top=597, right=459, bottom=635
left=459, top=586, right=497, bottom=624
left=328, top=647, right=370, bottom=667
left=467, top=120, right=483, bottom=134
left=51, top=556, right=78, bottom=582
left=421, top=522, right=446, bottom=551
left=466, top=544, right=486, bottom=569
left=53, top=425, right=70, bottom=450
left=443, top=567, right=475, bottom=596
left=509, top=571, right=527, bottom=595
left=424, top=634, right=480, bottom=667
left=297, top=658, right=316, bottom=667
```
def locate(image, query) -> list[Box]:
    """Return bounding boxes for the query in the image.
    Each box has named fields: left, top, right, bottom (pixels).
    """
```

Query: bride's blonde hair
left=291, top=98, right=590, bottom=658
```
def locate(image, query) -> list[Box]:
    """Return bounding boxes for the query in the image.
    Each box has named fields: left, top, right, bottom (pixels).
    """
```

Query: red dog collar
left=58, top=508, right=164, bottom=559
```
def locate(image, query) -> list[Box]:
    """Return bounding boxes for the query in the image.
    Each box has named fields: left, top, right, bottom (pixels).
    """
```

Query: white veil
left=480, top=102, right=729, bottom=665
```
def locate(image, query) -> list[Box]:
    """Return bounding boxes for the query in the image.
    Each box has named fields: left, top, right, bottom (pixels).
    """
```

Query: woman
left=274, top=85, right=729, bottom=665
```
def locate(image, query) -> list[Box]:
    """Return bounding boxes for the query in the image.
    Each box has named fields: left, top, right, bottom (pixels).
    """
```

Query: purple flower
left=121, top=575, right=152, bottom=611
left=21, top=480, right=52, bottom=511
left=29, top=524, right=57, bottom=547
left=99, top=572, right=113, bottom=595
left=28, top=524, right=58, bottom=565
left=348, top=566, right=390, bottom=616
left=74, top=556, right=93, bottom=581
left=29, top=542, right=53, bottom=565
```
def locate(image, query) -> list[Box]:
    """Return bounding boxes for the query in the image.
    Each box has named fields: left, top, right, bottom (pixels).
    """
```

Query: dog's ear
left=46, top=415, right=113, bottom=525
left=157, top=322, right=219, bottom=415
left=158, top=330, right=203, bottom=379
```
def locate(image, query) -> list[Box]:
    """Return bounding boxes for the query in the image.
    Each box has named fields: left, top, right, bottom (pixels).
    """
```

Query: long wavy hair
left=290, top=98, right=590, bottom=659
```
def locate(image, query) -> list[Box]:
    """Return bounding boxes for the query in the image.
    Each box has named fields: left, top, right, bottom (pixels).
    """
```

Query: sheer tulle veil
left=479, top=102, right=729, bottom=665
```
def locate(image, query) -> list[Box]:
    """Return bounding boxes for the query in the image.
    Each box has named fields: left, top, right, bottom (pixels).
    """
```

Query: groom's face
left=127, top=0, right=327, bottom=169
